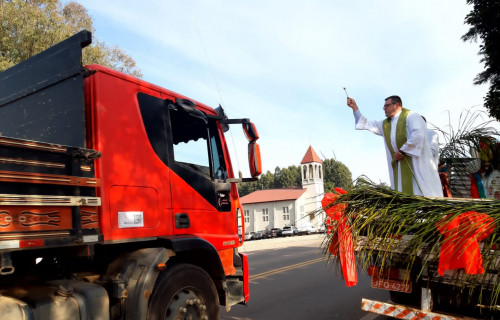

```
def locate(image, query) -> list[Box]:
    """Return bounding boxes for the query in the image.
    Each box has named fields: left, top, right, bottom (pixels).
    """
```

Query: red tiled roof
left=240, top=188, right=307, bottom=204
left=300, top=146, right=323, bottom=164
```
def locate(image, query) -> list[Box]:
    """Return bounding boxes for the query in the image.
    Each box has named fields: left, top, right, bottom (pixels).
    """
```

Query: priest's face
left=383, top=99, right=401, bottom=118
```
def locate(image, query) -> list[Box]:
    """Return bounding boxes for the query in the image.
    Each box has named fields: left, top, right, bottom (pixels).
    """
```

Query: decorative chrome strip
left=80, top=165, right=92, bottom=172
left=0, top=138, right=67, bottom=153
left=0, top=173, right=70, bottom=183
left=0, top=157, right=65, bottom=169
left=0, top=194, right=101, bottom=206
left=0, top=172, right=99, bottom=186
left=0, top=231, right=70, bottom=240
left=0, top=240, right=19, bottom=249
left=83, top=235, right=99, bottom=243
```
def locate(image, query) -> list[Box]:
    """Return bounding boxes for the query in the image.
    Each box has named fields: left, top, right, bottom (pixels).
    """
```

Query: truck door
left=166, top=100, right=235, bottom=241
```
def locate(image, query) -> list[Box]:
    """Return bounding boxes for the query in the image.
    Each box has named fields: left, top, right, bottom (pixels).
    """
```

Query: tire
left=148, top=263, right=220, bottom=320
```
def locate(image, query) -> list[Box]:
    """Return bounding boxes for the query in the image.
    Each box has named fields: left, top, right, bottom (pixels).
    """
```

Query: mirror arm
left=214, top=180, right=232, bottom=193
left=224, top=177, right=258, bottom=183
left=221, top=118, right=250, bottom=124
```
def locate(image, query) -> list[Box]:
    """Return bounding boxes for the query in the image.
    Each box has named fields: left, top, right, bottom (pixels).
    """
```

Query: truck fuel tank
left=0, top=280, right=109, bottom=320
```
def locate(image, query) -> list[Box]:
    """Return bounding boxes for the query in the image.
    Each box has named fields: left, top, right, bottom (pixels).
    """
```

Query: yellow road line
left=249, top=257, right=324, bottom=281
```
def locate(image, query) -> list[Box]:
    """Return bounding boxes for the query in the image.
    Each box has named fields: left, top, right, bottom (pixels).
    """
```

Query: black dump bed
left=0, top=30, right=91, bottom=147
left=0, top=31, right=102, bottom=254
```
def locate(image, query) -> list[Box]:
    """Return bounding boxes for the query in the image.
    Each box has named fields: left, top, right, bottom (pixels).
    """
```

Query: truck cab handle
left=174, top=213, right=190, bottom=229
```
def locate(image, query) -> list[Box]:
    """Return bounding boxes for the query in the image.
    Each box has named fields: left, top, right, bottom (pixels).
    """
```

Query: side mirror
left=215, top=181, right=231, bottom=193
left=243, top=122, right=259, bottom=142
left=248, top=142, right=262, bottom=178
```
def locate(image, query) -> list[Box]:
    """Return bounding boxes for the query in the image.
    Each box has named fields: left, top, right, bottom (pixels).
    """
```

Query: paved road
left=221, top=235, right=390, bottom=320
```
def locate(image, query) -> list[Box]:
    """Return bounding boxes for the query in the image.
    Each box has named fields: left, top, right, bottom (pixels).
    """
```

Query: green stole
left=382, top=108, right=413, bottom=194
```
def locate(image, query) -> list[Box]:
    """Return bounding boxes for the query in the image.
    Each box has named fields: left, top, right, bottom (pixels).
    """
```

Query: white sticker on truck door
left=118, top=211, right=144, bottom=228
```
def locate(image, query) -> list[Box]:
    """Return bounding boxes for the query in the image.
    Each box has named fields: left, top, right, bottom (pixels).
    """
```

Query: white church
left=240, top=146, right=325, bottom=232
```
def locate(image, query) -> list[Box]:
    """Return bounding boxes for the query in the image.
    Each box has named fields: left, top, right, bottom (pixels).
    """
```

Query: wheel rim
left=165, top=287, right=209, bottom=320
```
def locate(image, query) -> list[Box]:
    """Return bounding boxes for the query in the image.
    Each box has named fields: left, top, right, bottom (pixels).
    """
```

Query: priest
left=347, top=95, right=442, bottom=197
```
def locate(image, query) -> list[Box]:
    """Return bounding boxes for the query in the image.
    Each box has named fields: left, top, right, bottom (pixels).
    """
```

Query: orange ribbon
left=436, top=211, right=495, bottom=276
left=322, top=188, right=358, bottom=287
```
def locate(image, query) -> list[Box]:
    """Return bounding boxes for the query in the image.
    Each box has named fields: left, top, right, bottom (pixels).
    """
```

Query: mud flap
left=104, top=247, right=175, bottom=319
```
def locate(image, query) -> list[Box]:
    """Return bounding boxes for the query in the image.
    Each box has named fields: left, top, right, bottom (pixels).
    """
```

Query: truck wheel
left=148, top=263, right=219, bottom=320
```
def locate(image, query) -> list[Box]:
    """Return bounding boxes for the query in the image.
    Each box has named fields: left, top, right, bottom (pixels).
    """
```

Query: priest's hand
left=394, top=151, right=404, bottom=161
left=347, top=98, right=358, bottom=111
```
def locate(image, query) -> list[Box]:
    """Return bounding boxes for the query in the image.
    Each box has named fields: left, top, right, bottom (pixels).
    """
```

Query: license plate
left=371, top=276, right=412, bottom=293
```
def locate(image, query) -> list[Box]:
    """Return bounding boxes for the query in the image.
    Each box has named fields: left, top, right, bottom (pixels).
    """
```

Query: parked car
left=282, top=226, right=299, bottom=236
left=263, top=229, right=274, bottom=239
left=244, top=231, right=256, bottom=241
left=254, top=230, right=266, bottom=240
left=318, top=224, right=326, bottom=234
left=298, top=225, right=317, bottom=235
left=270, top=228, right=282, bottom=238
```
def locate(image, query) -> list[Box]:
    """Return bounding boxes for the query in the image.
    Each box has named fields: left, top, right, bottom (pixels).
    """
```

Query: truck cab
left=0, top=30, right=261, bottom=319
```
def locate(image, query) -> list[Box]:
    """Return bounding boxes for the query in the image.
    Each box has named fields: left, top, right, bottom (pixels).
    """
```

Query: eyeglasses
left=383, top=102, right=396, bottom=109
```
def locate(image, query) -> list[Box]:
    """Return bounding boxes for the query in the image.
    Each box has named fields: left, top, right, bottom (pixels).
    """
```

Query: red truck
left=0, top=30, right=261, bottom=319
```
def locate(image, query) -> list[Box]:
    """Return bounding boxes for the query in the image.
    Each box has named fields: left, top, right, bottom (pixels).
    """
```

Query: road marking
left=359, top=312, right=383, bottom=320
left=249, top=257, right=324, bottom=281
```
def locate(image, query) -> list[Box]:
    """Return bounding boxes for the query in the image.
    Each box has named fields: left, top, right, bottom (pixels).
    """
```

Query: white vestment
left=354, top=109, right=442, bottom=197
left=427, top=129, right=439, bottom=169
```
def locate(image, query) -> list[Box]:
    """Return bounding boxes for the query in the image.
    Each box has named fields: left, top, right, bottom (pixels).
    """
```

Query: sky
left=77, top=0, right=492, bottom=185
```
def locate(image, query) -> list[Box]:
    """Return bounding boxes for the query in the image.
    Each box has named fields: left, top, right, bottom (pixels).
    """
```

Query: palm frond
left=321, top=178, right=500, bottom=308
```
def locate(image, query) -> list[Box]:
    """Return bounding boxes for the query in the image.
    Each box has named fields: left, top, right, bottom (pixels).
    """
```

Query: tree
left=274, top=167, right=297, bottom=188
left=288, top=165, right=302, bottom=186
left=237, top=158, right=353, bottom=196
left=237, top=180, right=259, bottom=197
left=259, top=171, right=275, bottom=190
left=462, top=0, right=500, bottom=120
left=0, top=0, right=141, bottom=77
left=322, top=158, right=353, bottom=192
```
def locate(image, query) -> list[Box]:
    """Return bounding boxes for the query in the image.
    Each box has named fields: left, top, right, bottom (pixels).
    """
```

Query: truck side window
left=137, top=93, right=169, bottom=165
left=209, top=121, right=227, bottom=180
left=170, top=107, right=211, bottom=177
left=173, top=136, right=210, bottom=176
left=167, top=102, right=231, bottom=211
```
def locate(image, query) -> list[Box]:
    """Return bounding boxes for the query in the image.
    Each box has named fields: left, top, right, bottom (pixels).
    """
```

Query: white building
left=240, top=188, right=307, bottom=232
left=241, top=146, right=325, bottom=232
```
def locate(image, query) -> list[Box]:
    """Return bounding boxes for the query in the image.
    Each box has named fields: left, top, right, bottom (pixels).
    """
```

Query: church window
left=263, top=208, right=269, bottom=221
left=303, top=166, right=307, bottom=179
left=283, top=207, right=290, bottom=220
left=244, top=210, right=250, bottom=223
left=309, top=164, right=313, bottom=178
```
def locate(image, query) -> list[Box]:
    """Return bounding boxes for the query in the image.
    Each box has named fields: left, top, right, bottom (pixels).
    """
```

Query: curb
left=238, top=234, right=326, bottom=252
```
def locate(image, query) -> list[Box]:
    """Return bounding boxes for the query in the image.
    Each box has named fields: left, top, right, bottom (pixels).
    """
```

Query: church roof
left=300, top=146, right=323, bottom=164
left=240, top=188, right=307, bottom=204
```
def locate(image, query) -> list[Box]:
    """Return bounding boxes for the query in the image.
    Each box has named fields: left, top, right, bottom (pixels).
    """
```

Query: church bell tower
left=300, top=146, right=324, bottom=222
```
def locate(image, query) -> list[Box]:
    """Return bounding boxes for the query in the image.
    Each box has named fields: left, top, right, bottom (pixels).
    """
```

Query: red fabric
left=470, top=174, right=480, bottom=199
left=439, top=172, right=452, bottom=197
left=322, top=188, right=358, bottom=287
left=436, top=211, right=495, bottom=276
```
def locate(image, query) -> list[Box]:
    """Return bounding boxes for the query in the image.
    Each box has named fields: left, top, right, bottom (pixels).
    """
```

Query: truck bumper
left=361, top=298, right=480, bottom=320
left=240, top=252, right=249, bottom=303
